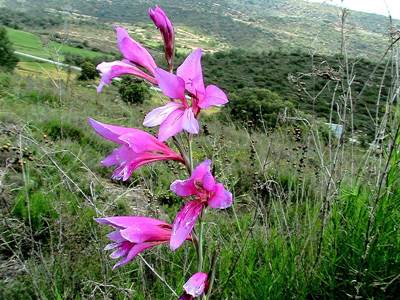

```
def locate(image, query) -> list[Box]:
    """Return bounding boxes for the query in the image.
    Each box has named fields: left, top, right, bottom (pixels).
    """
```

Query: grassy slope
left=0, top=69, right=399, bottom=299
left=6, top=27, right=105, bottom=60
left=16, top=61, right=76, bottom=80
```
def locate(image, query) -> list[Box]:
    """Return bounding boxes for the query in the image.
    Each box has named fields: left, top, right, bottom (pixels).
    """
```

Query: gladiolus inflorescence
left=89, top=5, right=233, bottom=299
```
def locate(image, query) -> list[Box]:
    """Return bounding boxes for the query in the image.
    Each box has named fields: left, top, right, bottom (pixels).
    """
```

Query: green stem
left=172, top=136, right=192, bottom=174
left=188, top=133, right=194, bottom=171
left=205, top=248, right=219, bottom=300
left=198, top=210, right=204, bottom=272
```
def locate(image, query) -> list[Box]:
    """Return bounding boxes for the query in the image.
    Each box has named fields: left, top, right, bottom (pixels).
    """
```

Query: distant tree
left=64, top=53, right=86, bottom=66
left=229, top=88, right=294, bottom=128
left=0, top=27, right=19, bottom=72
left=78, top=60, right=98, bottom=81
left=118, top=77, right=151, bottom=105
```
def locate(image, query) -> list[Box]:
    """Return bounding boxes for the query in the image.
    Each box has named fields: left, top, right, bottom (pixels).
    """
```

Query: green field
left=16, top=61, right=77, bottom=80
left=6, top=27, right=105, bottom=61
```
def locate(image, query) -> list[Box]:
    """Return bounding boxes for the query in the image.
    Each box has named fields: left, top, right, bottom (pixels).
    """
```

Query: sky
left=308, top=0, right=400, bottom=20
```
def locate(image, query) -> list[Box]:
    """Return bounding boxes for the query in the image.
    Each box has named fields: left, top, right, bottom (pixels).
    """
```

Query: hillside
left=1, top=2, right=400, bottom=299
left=0, top=0, right=393, bottom=138
left=1, top=0, right=398, bottom=59
left=201, top=50, right=389, bottom=137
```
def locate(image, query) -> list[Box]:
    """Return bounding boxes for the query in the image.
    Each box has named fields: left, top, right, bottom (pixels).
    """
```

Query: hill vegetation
left=0, top=1, right=399, bottom=299
left=0, top=63, right=399, bottom=298
left=201, top=50, right=390, bottom=137
left=0, top=8, right=62, bottom=30
left=2, top=0, right=398, bottom=59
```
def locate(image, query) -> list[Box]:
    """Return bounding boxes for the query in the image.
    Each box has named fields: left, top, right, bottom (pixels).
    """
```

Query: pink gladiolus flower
left=96, top=26, right=157, bottom=92
left=143, top=48, right=228, bottom=141
left=88, top=118, right=184, bottom=181
left=96, top=216, right=176, bottom=269
left=179, top=272, right=209, bottom=299
left=169, top=160, right=232, bottom=250
left=149, top=5, right=175, bottom=68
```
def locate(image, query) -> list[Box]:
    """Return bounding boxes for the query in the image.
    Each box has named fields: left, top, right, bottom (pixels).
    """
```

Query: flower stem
left=198, top=209, right=204, bottom=272
left=188, top=133, right=194, bottom=171
left=172, top=136, right=191, bottom=174
left=205, top=248, right=219, bottom=299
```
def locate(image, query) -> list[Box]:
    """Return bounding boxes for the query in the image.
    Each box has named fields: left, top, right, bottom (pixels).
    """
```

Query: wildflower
left=96, top=26, right=157, bottom=92
left=88, top=118, right=184, bottom=181
left=149, top=5, right=175, bottom=68
left=143, top=49, right=228, bottom=141
left=96, top=216, right=178, bottom=269
left=169, top=160, right=232, bottom=250
left=179, top=272, right=209, bottom=299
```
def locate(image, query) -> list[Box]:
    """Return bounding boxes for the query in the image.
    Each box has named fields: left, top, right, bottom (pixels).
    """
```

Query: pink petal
left=88, top=118, right=135, bottom=145
left=115, top=26, right=157, bottom=73
left=182, top=108, right=199, bottom=134
left=100, top=145, right=136, bottom=180
left=112, top=242, right=158, bottom=269
left=110, top=242, right=131, bottom=259
left=201, top=170, right=215, bottom=192
left=104, top=243, right=120, bottom=251
left=96, top=216, right=168, bottom=229
left=117, top=131, right=168, bottom=154
left=89, top=119, right=164, bottom=154
left=183, top=272, right=208, bottom=297
left=148, top=6, right=174, bottom=65
left=191, top=160, right=215, bottom=191
left=199, top=85, right=229, bottom=109
left=171, top=160, right=215, bottom=195
left=148, top=6, right=171, bottom=32
left=120, top=225, right=171, bottom=244
left=106, top=230, right=124, bottom=242
left=157, top=108, right=185, bottom=142
left=97, top=82, right=106, bottom=93
left=107, top=162, right=133, bottom=181
left=177, top=48, right=205, bottom=96
left=101, top=145, right=132, bottom=165
left=102, top=144, right=182, bottom=181
left=170, top=179, right=197, bottom=197
left=208, top=183, right=233, bottom=209
left=96, top=61, right=156, bottom=92
left=170, top=200, right=203, bottom=251
left=143, top=102, right=183, bottom=127
left=154, top=68, right=186, bottom=100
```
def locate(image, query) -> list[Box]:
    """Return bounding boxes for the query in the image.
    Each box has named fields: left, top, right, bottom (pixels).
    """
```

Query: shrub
left=64, top=53, right=86, bottom=66
left=229, top=87, right=294, bottom=128
left=78, top=60, right=98, bottom=81
left=12, top=191, right=58, bottom=232
left=0, top=26, right=19, bottom=72
left=118, top=76, right=151, bottom=105
left=41, top=119, right=85, bottom=142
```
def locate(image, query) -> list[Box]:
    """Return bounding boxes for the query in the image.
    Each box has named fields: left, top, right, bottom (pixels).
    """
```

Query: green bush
left=0, top=26, right=18, bottom=72
left=118, top=77, right=151, bottom=105
left=41, top=119, right=85, bottom=142
left=12, top=191, right=58, bottom=232
left=229, top=87, right=294, bottom=128
left=78, top=61, right=98, bottom=81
